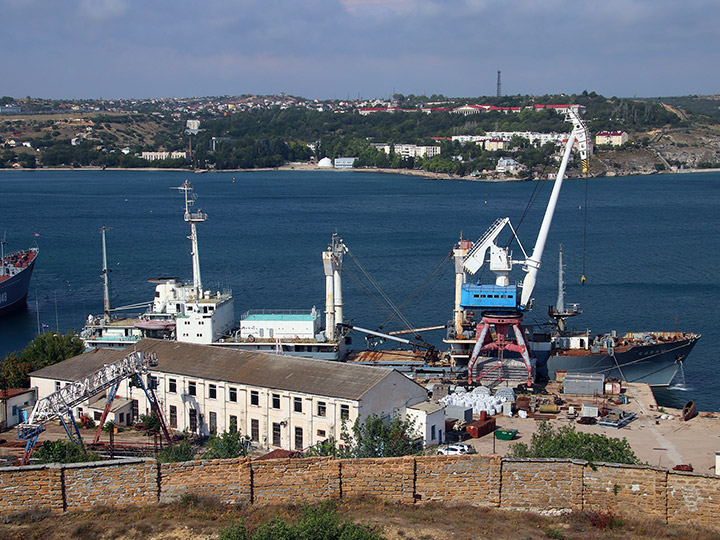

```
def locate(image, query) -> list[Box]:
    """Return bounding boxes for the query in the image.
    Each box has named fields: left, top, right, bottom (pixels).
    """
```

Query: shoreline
left=3, top=163, right=720, bottom=181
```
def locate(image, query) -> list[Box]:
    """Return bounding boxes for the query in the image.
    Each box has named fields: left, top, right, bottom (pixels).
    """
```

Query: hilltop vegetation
left=2, top=92, right=719, bottom=176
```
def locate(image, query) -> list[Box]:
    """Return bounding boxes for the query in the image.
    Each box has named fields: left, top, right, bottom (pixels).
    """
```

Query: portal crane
left=16, top=349, right=171, bottom=465
left=458, top=105, right=592, bottom=385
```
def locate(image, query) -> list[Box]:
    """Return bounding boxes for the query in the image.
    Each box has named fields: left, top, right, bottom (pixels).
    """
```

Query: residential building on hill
left=595, top=131, right=628, bottom=146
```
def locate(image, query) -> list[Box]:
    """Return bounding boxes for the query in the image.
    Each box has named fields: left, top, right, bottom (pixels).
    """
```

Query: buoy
left=581, top=274, right=586, bottom=285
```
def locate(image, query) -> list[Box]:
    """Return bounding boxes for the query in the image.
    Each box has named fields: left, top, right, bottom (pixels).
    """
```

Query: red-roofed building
left=0, top=388, right=36, bottom=430
left=595, top=130, right=628, bottom=146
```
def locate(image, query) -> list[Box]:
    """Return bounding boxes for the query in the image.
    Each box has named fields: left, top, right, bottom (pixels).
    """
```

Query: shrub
left=202, top=430, right=251, bottom=460
left=507, top=421, right=641, bottom=465
left=34, top=440, right=101, bottom=464
left=221, top=502, right=384, bottom=540
left=157, top=440, right=195, bottom=463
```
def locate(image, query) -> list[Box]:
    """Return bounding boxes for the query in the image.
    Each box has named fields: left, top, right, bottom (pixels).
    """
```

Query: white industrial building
left=29, top=339, right=432, bottom=451
left=239, top=308, right=321, bottom=340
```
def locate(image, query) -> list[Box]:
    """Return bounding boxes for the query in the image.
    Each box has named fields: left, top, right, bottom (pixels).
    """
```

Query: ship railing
left=240, top=308, right=317, bottom=319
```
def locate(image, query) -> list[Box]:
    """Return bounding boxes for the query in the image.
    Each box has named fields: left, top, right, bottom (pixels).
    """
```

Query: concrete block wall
left=1, top=455, right=720, bottom=531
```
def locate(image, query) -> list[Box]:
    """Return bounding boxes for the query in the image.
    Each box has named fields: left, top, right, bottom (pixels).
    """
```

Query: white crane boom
left=519, top=106, right=591, bottom=308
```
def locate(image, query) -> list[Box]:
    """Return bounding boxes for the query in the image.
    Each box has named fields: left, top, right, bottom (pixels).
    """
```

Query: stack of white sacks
left=439, top=386, right=516, bottom=416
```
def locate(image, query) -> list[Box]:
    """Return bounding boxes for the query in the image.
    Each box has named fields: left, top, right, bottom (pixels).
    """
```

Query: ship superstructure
left=81, top=181, right=234, bottom=348
left=0, top=234, right=38, bottom=316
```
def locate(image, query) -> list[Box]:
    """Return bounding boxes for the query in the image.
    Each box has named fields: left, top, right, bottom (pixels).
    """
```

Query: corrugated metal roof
left=30, top=338, right=399, bottom=401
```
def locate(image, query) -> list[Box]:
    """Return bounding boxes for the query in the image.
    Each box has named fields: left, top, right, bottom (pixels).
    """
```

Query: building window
left=250, top=390, right=259, bottom=406
left=229, top=387, right=237, bottom=402
left=272, top=422, right=281, bottom=446
left=251, top=418, right=259, bottom=441
left=168, top=378, right=177, bottom=394
left=340, top=404, right=350, bottom=420
left=209, top=411, right=217, bottom=434
left=94, top=411, right=102, bottom=421
left=294, top=427, right=303, bottom=450
left=317, top=401, right=326, bottom=417
left=55, top=381, right=61, bottom=391
left=169, top=405, right=178, bottom=429
left=188, top=381, right=197, bottom=396
left=229, top=415, right=237, bottom=433
left=293, top=397, right=302, bottom=413
left=272, top=393, right=280, bottom=409
left=132, top=400, right=138, bottom=423
left=209, top=384, right=217, bottom=399
left=189, top=409, right=198, bottom=433
left=431, top=425, right=436, bottom=440
left=317, top=429, right=326, bottom=438
left=118, top=412, right=125, bottom=425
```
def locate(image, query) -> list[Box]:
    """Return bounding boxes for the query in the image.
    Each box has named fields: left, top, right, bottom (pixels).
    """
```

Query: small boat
left=681, top=400, right=697, bottom=421
left=494, top=429, right=517, bottom=440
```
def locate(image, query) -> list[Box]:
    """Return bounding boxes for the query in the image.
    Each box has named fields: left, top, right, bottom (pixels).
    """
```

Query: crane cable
left=346, top=250, right=416, bottom=332
left=377, top=251, right=452, bottom=330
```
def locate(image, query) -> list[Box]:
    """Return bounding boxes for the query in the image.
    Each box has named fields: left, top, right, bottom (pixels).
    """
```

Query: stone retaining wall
left=1, top=455, right=719, bottom=530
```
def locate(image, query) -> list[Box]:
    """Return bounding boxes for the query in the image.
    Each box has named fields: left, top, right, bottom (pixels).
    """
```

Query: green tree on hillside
left=0, top=331, right=84, bottom=389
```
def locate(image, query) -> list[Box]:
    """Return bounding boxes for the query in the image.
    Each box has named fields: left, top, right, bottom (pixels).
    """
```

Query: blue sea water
left=0, top=169, right=718, bottom=410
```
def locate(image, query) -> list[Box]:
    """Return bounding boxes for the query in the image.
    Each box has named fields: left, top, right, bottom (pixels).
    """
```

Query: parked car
left=437, top=443, right=475, bottom=455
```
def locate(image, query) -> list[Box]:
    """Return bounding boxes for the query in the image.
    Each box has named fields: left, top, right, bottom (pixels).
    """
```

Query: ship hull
left=534, top=335, right=700, bottom=387
left=0, top=249, right=37, bottom=316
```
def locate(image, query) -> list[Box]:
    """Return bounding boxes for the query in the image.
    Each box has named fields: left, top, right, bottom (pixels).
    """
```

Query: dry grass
left=0, top=497, right=719, bottom=540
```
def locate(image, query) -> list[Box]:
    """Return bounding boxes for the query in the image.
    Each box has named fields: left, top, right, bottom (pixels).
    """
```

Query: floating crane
left=457, top=105, right=592, bottom=386
left=16, top=349, right=171, bottom=465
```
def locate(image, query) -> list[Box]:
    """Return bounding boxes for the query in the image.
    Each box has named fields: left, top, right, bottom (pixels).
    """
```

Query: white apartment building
left=141, top=151, right=188, bottom=161
left=29, top=339, right=429, bottom=452
left=373, top=144, right=441, bottom=159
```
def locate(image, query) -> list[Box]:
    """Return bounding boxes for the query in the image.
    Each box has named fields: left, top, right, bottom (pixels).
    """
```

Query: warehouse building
left=29, top=339, right=430, bottom=451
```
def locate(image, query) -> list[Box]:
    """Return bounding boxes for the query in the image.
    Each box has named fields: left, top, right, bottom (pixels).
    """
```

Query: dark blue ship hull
left=0, top=248, right=38, bottom=316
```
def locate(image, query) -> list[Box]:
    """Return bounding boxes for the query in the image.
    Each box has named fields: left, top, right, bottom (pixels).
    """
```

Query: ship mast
left=176, top=180, right=207, bottom=298
left=0, top=231, right=6, bottom=277
left=101, top=227, right=112, bottom=319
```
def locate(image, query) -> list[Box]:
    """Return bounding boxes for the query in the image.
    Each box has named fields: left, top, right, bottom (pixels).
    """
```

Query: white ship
left=81, top=182, right=345, bottom=360
left=81, top=181, right=234, bottom=348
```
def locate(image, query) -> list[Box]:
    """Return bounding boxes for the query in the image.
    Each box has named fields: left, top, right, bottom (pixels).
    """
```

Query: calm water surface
left=1, top=169, right=717, bottom=410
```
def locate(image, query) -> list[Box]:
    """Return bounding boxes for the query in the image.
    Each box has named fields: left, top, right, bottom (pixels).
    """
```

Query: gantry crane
left=17, top=349, right=172, bottom=465
left=458, top=105, right=592, bottom=386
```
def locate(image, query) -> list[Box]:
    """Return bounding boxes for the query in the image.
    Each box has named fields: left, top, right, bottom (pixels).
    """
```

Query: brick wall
left=160, top=458, right=246, bottom=504
left=584, top=463, right=667, bottom=520
left=0, top=464, right=63, bottom=514
left=1, top=456, right=719, bottom=530
left=501, top=459, right=584, bottom=510
left=63, top=459, right=157, bottom=511
left=415, top=454, right=501, bottom=505
left=251, top=457, right=340, bottom=504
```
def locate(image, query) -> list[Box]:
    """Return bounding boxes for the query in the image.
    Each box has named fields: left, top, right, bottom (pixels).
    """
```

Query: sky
left=1, top=0, right=718, bottom=100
